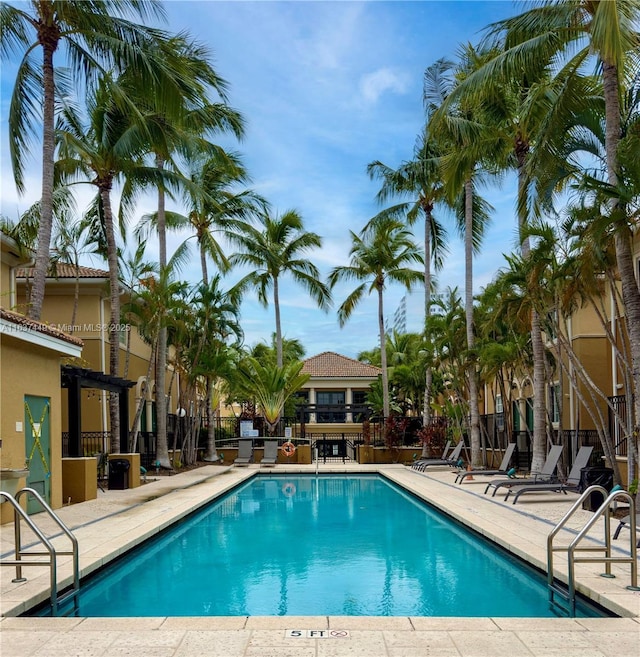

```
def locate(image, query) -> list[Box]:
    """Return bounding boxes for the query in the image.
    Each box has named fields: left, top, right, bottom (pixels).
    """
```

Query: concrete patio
left=1, top=463, right=638, bottom=656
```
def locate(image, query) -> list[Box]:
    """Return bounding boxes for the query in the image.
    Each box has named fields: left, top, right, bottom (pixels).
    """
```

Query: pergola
left=61, top=365, right=135, bottom=455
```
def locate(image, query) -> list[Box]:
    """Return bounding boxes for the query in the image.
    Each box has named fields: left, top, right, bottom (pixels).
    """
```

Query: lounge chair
left=261, top=439, right=279, bottom=466
left=484, top=444, right=563, bottom=497
left=412, top=441, right=452, bottom=469
left=613, top=512, right=640, bottom=547
left=234, top=439, right=254, bottom=466
left=413, top=440, right=465, bottom=472
left=504, top=445, right=594, bottom=504
left=455, top=443, right=516, bottom=484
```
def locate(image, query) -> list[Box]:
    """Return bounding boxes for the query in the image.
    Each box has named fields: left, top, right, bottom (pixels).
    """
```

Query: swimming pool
left=41, top=474, right=604, bottom=617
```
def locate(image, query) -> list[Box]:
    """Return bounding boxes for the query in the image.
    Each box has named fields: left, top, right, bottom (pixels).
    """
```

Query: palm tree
left=426, top=49, right=494, bottom=467
left=118, top=240, right=157, bottom=378
left=190, top=276, right=243, bottom=461
left=230, top=210, right=332, bottom=368
left=479, top=0, right=640, bottom=476
left=236, top=358, right=310, bottom=435
left=125, top=34, right=245, bottom=468
left=55, top=74, right=170, bottom=451
left=367, top=130, right=450, bottom=440
left=51, top=218, right=96, bottom=331
left=328, top=218, right=423, bottom=419
left=1, top=0, right=168, bottom=321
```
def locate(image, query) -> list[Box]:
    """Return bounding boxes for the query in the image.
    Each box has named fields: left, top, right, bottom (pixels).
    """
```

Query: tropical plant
left=426, top=48, right=495, bottom=466
left=328, top=218, right=423, bottom=420
left=236, top=358, right=310, bottom=435
left=478, top=0, right=640, bottom=486
left=50, top=218, right=97, bottom=330
left=230, top=209, right=331, bottom=368
left=367, top=130, right=450, bottom=430
left=1, top=0, right=169, bottom=321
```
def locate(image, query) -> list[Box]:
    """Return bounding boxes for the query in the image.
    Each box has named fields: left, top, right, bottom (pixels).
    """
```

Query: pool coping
left=1, top=464, right=638, bottom=619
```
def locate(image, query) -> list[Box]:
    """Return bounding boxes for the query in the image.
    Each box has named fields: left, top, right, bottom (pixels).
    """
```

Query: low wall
left=219, top=443, right=312, bottom=466
left=62, top=457, right=97, bottom=503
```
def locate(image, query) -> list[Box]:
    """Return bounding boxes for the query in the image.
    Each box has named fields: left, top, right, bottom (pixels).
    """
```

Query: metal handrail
left=547, top=485, right=638, bottom=616
left=1, top=487, right=79, bottom=615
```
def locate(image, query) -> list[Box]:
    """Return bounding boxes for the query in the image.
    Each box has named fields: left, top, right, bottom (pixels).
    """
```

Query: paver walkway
left=1, top=463, right=638, bottom=656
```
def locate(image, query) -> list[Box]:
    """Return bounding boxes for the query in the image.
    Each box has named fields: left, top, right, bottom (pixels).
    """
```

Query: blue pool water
left=44, top=474, right=604, bottom=617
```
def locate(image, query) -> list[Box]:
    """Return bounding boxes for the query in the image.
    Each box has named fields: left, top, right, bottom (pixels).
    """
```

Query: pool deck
left=1, top=463, right=639, bottom=656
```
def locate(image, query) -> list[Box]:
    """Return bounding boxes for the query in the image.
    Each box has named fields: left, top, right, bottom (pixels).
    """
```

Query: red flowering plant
left=415, top=417, right=448, bottom=457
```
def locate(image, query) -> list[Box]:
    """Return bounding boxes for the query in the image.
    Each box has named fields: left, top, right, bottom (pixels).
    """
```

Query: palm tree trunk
left=71, top=271, right=80, bottom=330
left=378, top=282, right=390, bottom=419
left=155, top=155, right=170, bottom=468
left=200, top=242, right=209, bottom=286
left=422, top=208, right=433, bottom=457
left=464, top=180, right=481, bottom=466
left=101, top=185, right=120, bottom=453
left=203, top=376, right=219, bottom=461
left=129, top=340, right=157, bottom=453
left=517, top=139, right=548, bottom=473
left=274, top=275, right=283, bottom=368
left=28, top=41, right=57, bottom=321
left=603, top=61, right=640, bottom=490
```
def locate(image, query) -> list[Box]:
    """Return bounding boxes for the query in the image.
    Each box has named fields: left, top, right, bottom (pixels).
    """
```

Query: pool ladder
left=0, top=487, right=79, bottom=615
left=547, top=485, right=638, bottom=616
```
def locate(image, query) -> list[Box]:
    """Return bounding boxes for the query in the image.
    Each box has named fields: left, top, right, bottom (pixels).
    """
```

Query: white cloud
left=359, top=67, right=411, bottom=105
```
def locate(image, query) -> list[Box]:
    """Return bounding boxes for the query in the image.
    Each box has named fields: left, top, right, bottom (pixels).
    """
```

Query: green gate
left=24, top=395, right=51, bottom=514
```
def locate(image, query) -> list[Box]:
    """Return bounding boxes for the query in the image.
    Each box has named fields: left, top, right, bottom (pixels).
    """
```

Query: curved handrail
left=0, top=491, right=59, bottom=613
left=15, top=487, right=80, bottom=596
left=547, top=485, right=637, bottom=616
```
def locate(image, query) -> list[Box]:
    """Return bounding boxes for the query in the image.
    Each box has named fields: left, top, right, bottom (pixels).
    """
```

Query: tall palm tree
left=328, top=218, right=423, bottom=419
left=1, top=0, right=169, bottom=321
left=230, top=210, right=332, bottom=368
left=125, top=34, right=245, bottom=468
left=367, top=130, right=450, bottom=441
left=426, top=49, right=494, bottom=466
left=480, top=0, right=640, bottom=475
left=190, top=276, right=243, bottom=462
left=55, top=74, right=171, bottom=451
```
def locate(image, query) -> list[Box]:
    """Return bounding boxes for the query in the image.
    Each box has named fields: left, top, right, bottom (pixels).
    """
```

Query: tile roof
left=16, top=263, right=110, bottom=279
left=302, top=351, right=381, bottom=378
left=0, top=307, right=84, bottom=347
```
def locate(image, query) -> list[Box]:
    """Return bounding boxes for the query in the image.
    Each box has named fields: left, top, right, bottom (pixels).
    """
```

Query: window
left=549, top=384, right=560, bottom=424
left=316, top=391, right=345, bottom=423
left=352, top=390, right=367, bottom=405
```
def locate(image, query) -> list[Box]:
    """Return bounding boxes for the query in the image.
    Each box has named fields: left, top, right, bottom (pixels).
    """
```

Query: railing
left=310, top=434, right=356, bottom=463
left=547, top=485, right=638, bottom=616
left=0, top=487, right=79, bottom=616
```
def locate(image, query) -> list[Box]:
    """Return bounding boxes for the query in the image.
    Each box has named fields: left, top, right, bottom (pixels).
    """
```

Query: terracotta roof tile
left=0, top=307, right=83, bottom=347
left=302, top=351, right=381, bottom=378
left=16, top=263, right=109, bottom=279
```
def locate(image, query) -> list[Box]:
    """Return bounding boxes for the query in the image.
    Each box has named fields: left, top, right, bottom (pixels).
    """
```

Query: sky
left=0, top=0, right=524, bottom=359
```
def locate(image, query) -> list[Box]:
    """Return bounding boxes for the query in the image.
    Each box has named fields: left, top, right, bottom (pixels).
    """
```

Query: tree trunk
left=274, top=275, right=283, bottom=368
left=378, top=282, right=390, bottom=420
left=515, top=134, right=548, bottom=473
left=422, top=207, right=433, bottom=457
left=603, top=61, right=640, bottom=493
left=202, top=376, right=219, bottom=461
left=129, top=340, right=157, bottom=453
left=464, top=179, right=481, bottom=466
left=28, top=41, right=57, bottom=320
left=154, top=155, right=170, bottom=468
left=101, top=185, right=120, bottom=453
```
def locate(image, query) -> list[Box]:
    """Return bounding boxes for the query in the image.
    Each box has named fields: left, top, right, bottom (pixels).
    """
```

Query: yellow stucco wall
left=0, top=335, right=66, bottom=522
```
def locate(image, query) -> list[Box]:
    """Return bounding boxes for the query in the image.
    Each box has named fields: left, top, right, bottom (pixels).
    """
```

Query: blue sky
left=0, top=1, right=522, bottom=359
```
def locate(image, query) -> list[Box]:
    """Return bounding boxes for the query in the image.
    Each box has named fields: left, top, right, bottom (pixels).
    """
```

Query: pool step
left=548, top=579, right=573, bottom=614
